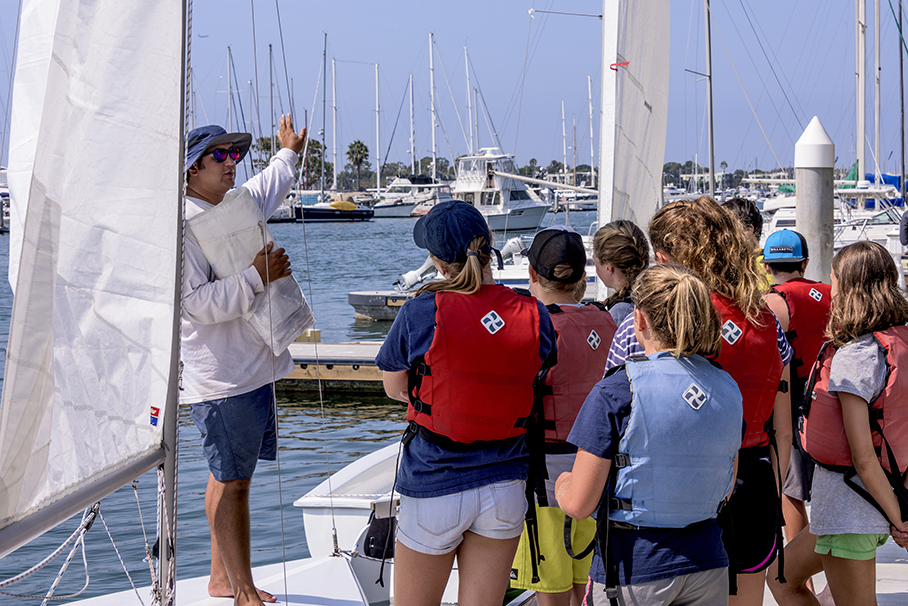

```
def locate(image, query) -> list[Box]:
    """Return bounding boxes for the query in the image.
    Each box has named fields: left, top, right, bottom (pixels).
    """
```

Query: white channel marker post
left=794, top=117, right=835, bottom=283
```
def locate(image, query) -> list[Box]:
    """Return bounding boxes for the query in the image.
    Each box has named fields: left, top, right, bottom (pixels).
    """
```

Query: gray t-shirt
left=810, top=334, right=890, bottom=535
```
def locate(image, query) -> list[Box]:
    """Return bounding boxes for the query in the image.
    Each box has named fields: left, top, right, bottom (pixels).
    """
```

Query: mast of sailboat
left=572, top=115, right=577, bottom=187
left=562, top=100, right=567, bottom=187
left=321, top=34, right=327, bottom=198
left=466, top=46, right=474, bottom=155
left=474, top=88, right=480, bottom=152
left=227, top=47, right=233, bottom=132
left=857, top=0, right=867, bottom=181
left=332, top=58, right=338, bottom=191
left=410, top=73, right=416, bottom=174
left=156, top=1, right=191, bottom=600
left=375, top=63, right=381, bottom=192
left=429, top=33, right=437, bottom=180
left=703, top=0, right=716, bottom=198
left=269, top=44, right=275, bottom=161
left=588, top=75, right=596, bottom=189
left=875, top=0, right=881, bottom=181
left=901, top=0, right=906, bottom=202
left=598, top=0, right=611, bottom=221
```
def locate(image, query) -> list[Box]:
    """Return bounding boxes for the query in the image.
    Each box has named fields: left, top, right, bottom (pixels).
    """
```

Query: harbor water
left=0, top=210, right=599, bottom=603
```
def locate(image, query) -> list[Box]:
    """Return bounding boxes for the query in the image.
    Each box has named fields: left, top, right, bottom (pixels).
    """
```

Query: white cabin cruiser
left=373, top=175, right=453, bottom=218
left=452, top=148, right=550, bottom=231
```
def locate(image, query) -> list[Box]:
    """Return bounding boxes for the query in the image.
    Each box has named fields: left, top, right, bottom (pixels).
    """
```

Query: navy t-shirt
left=375, top=286, right=557, bottom=498
left=567, top=367, right=729, bottom=586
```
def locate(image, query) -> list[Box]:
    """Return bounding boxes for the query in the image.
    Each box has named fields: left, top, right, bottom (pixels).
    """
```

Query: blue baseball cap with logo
left=413, top=201, right=491, bottom=263
left=185, top=125, right=253, bottom=171
left=763, top=229, right=809, bottom=262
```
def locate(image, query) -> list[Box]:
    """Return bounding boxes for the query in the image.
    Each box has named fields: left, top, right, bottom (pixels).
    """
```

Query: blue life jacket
left=609, top=352, right=743, bottom=528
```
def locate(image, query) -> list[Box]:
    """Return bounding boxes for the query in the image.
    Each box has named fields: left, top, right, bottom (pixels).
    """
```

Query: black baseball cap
left=525, top=225, right=586, bottom=283
left=413, top=201, right=491, bottom=263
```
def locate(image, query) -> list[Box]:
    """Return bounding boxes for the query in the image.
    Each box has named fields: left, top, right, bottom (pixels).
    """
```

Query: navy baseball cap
left=763, top=229, right=809, bottom=262
left=524, top=225, right=586, bottom=283
left=413, top=201, right=491, bottom=263
left=185, top=125, right=252, bottom=171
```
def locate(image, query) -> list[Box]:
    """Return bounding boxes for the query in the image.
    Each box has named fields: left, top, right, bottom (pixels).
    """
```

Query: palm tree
left=347, top=140, right=369, bottom=191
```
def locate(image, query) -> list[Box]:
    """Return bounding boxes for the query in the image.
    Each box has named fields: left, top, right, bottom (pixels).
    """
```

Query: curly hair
left=648, top=196, right=768, bottom=325
left=593, top=220, right=650, bottom=308
left=828, top=241, right=908, bottom=346
left=722, top=197, right=764, bottom=241
left=631, top=264, right=722, bottom=358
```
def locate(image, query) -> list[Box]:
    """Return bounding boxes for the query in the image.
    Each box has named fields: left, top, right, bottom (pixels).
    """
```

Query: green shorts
left=814, top=532, right=889, bottom=561
left=510, top=505, right=595, bottom=593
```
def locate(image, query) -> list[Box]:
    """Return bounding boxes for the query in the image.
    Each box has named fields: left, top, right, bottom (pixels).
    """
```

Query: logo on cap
left=683, top=383, right=707, bottom=410
left=481, top=311, right=505, bottom=334
left=722, top=320, right=743, bottom=345
left=769, top=246, right=795, bottom=254
left=587, top=330, right=601, bottom=350
left=809, top=288, right=823, bottom=302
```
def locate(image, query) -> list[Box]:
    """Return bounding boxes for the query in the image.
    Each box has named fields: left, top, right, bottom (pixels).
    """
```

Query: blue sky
left=1, top=1, right=906, bottom=174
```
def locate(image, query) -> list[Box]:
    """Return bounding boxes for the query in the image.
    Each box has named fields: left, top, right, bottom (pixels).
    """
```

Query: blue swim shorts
left=189, top=383, right=277, bottom=482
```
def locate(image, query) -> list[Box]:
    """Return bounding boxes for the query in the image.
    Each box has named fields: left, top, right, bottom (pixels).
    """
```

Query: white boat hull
left=372, top=201, right=419, bottom=218
left=484, top=205, right=550, bottom=231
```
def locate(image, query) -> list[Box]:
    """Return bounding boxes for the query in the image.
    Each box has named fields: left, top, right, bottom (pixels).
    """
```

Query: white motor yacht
left=452, top=148, right=550, bottom=231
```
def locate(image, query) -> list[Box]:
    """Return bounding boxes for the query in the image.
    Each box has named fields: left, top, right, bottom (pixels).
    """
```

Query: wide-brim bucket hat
left=185, top=125, right=253, bottom=171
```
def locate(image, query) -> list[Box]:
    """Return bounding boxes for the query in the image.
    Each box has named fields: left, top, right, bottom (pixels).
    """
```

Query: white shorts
left=397, top=480, right=527, bottom=555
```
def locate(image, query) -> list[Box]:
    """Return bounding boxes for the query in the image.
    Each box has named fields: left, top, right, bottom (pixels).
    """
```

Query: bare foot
left=208, top=582, right=277, bottom=603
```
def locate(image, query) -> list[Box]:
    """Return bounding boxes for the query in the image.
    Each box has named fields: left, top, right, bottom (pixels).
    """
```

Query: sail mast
left=857, top=0, right=867, bottom=179
left=466, top=46, right=473, bottom=155
left=322, top=34, right=327, bottom=196
left=332, top=58, right=338, bottom=191
left=875, top=0, right=881, bottom=179
left=429, top=33, right=437, bottom=180
left=588, top=75, right=595, bottom=189
left=901, top=0, right=906, bottom=201
left=410, top=73, right=416, bottom=174
left=375, top=63, right=380, bottom=192
left=703, top=0, right=716, bottom=197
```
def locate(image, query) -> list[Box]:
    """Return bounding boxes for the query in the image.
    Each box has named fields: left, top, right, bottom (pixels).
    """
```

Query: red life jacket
left=711, top=293, right=784, bottom=449
left=771, top=279, right=832, bottom=386
left=801, top=326, right=908, bottom=474
left=407, top=285, right=544, bottom=444
left=542, top=302, right=617, bottom=443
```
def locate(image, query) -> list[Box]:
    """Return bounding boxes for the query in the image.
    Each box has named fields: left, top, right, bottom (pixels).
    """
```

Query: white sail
left=598, top=0, right=671, bottom=227
left=0, top=0, right=184, bottom=558
left=6, top=0, right=61, bottom=293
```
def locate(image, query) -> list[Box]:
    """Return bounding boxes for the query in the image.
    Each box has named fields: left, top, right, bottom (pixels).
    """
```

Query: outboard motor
left=395, top=256, right=437, bottom=290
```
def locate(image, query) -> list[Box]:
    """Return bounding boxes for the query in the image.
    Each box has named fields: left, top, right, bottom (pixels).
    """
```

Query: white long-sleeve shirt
left=180, top=148, right=298, bottom=403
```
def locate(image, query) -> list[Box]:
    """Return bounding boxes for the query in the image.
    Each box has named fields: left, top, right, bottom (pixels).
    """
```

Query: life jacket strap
left=609, top=497, right=633, bottom=512
left=613, top=453, right=631, bottom=468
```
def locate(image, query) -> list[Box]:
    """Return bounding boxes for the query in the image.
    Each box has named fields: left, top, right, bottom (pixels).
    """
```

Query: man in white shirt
left=182, top=115, right=305, bottom=606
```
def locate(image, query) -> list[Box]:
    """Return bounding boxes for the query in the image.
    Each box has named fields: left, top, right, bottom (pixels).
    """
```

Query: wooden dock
left=281, top=341, right=386, bottom=393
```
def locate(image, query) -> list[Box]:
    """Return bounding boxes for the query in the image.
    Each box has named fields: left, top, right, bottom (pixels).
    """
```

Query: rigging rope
left=0, top=0, right=22, bottom=170
left=0, top=505, right=97, bottom=600
left=706, top=2, right=784, bottom=170
left=736, top=0, right=805, bottom=131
